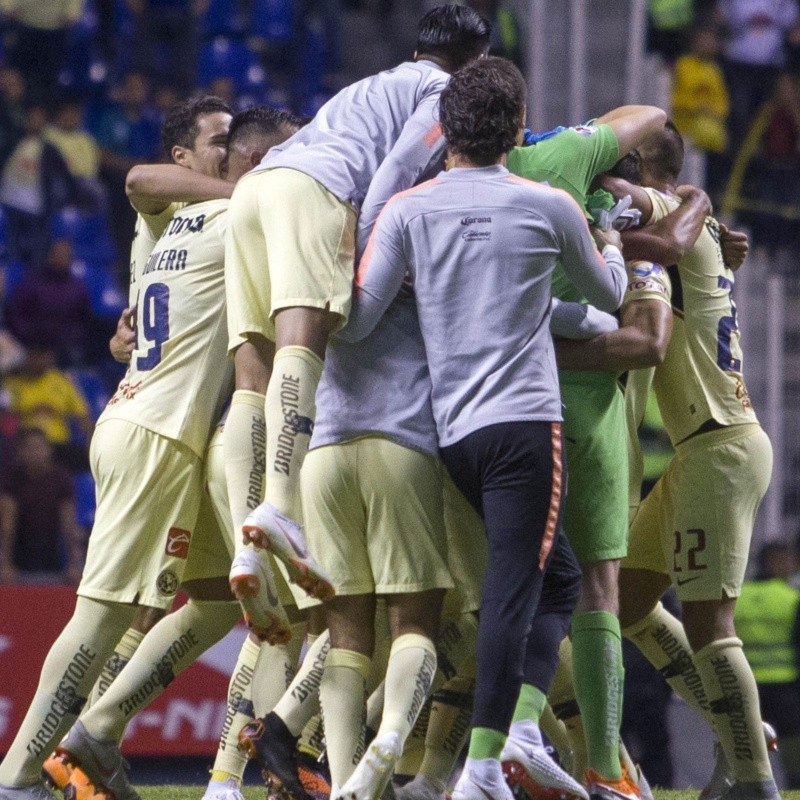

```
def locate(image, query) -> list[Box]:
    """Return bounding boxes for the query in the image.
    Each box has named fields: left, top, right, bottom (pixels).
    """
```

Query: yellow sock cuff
left=327, top=647, right=371, bottom=679
left=232, top=389, right=266, bottom=409
left=620, top=601, right=665, bottom=640
left=391, top=633, right=437, bottom=658
left=693, top=637, right=744, bottom=665
left=210, top=771, right=241, bottom=785
left=116, top=628, right=145, bottom=661
left=274, top=345, right=324, bottom=378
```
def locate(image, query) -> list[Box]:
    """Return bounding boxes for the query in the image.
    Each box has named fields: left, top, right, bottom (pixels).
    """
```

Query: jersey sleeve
left=642, top=187, right=678, bottom=224
left=356, top=91, right=446, bottom=256
left=341, top=200, right=409, bottom=342
left=623, top=260, right=673, bottom=307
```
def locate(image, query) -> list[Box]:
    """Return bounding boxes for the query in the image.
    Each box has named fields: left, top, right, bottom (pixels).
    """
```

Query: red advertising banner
left=0, top=586, right=248, bottom=756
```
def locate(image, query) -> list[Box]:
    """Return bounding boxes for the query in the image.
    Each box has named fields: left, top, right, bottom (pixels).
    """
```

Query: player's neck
left=448, top=153, right=507, bottom=169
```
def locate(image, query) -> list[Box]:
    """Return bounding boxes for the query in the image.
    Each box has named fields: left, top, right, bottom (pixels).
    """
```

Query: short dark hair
left=609, top=150, right=642, bottom=184
left=416, top=5, right=492, bottom=70
left=227, top=106, right=302, bottom=149
left=161, top=95, right=232, bottom=157
left=439, top=56, right=526, bottom=166
left=642, top=120, right=684, bottom=182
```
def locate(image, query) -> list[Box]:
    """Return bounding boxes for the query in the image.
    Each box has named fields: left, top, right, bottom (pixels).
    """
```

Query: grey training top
left=341, top=164, right=626, bottom=447
left=312, top=287, right=438, bottom=457
left=260, top=60, right=448, bottom=254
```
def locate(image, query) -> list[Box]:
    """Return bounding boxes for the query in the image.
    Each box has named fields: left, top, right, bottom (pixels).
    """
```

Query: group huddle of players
left=0, top=7, right=782, bottom=800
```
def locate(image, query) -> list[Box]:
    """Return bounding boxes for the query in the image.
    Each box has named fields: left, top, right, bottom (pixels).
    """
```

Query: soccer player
left=44, top=108, right=311, bottom=800
left=223, top=6, right=492, bottom=624
left=557, top=123, right=779, bottom=800
left=342, top=56, right=626, bottom=800
left=503, top=105, right=675, bottom=799
left=0, top=95, right=235, bottom=800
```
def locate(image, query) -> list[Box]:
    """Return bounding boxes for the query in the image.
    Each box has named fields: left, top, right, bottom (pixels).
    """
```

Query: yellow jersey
left=623, top=190, right=758, bottom=446
left=100, top=199, right=234, bottom=458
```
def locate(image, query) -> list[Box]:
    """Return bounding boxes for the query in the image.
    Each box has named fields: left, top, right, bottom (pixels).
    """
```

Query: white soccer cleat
left=243, top=501, right=335, bottom=601
left=452, top=759, right=515, bottom=800
left=335, top=732, right=403, bottom=800
left=200, top=779, right=245, bottom=800
left=632, top=767, right=653, bottom=800
left=395, top=776, right=445, bottom=800
left=229, top=547, right=292, bottom=645
left=501, top=732, right=588, bottom=800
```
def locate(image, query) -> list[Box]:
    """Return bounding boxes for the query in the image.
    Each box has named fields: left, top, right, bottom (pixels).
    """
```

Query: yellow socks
left=694, top=637, right=774, bottom=782
left=622, top=602, right=713, bottom=726
left=211, top=635, right=262, bottom=781
left=264, top=347, right=323, bottom=520
left=273, top=630, right=331, bottom=735
left=81, top=600, right=240, bottom=743
left=86, top=627, right=145, bottom=709
left=0, top=597, right=134, bottom=786
left=224, top=390, right=266, bottom=546
left=320, top=648, right=371, bottom=789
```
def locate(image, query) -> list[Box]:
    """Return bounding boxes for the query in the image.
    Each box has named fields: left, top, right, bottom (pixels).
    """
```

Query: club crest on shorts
left=157, top=569, right=179, bottom=596
left=165, top=527, right=192, bottom=558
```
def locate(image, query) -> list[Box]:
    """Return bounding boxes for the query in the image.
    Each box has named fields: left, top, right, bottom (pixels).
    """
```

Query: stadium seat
left=198, top=37, right=261, bottom=92
left=1, top=260, right=27, bottom=296
left=203, top=0, right=248, bottom=37
left=73, top=470, right=97, bottom=529
left=252, top=0, right=293, bottom=43
left=50, top=208, right=117, bottom=271
left=69, top=260, right=126, bottom=318
left=67, top=367, right=111, bottom=421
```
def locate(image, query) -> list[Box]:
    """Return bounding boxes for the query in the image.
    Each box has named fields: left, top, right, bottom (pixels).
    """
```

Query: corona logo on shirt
left=165, top=528, right=192, bottom=559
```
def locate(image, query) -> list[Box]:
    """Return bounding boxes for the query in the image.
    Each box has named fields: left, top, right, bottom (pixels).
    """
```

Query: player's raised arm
left=126, top=163, right=233, bottom=215
left=616, top=181, right=711, bottom=264
left=554, top=192, right=627, bottom=311
left=556, top=292, right=673, bottom=371
left=595, top=104, right=667, bottom=157
left=340, top=201, right=409, bottom=342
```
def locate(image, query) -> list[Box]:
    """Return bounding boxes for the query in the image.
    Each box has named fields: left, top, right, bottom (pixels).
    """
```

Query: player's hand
left=110, top=307, right=136, bottom=363
left=676, top=184, right=712, bottom=216
left=0, top=564, right=18, bottom=584
left=719, top=224, right=749, bottom=272
left=592, top=226, right=622, bottom=252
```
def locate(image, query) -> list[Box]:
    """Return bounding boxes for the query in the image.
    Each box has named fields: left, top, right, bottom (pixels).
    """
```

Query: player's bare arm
left=555, top=295, right=672, bottom=372
left=602, top=175, right=710, bottom=263
left=125, top=164, right=233, bottom=215
left=594, top=105, right=667, bottom=156
left=59, top=499, right=84, bottom=585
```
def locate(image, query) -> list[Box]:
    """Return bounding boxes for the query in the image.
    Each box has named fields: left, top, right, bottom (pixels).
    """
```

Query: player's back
left=382, top=165, right=600, bottom=445
left=261, top=60, right=447, bottom=210
left=315, top=288, right=437, bottom=457
left=100, top=199, right=233, bottom=457
left=644, top=188, right=758, bottom=444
